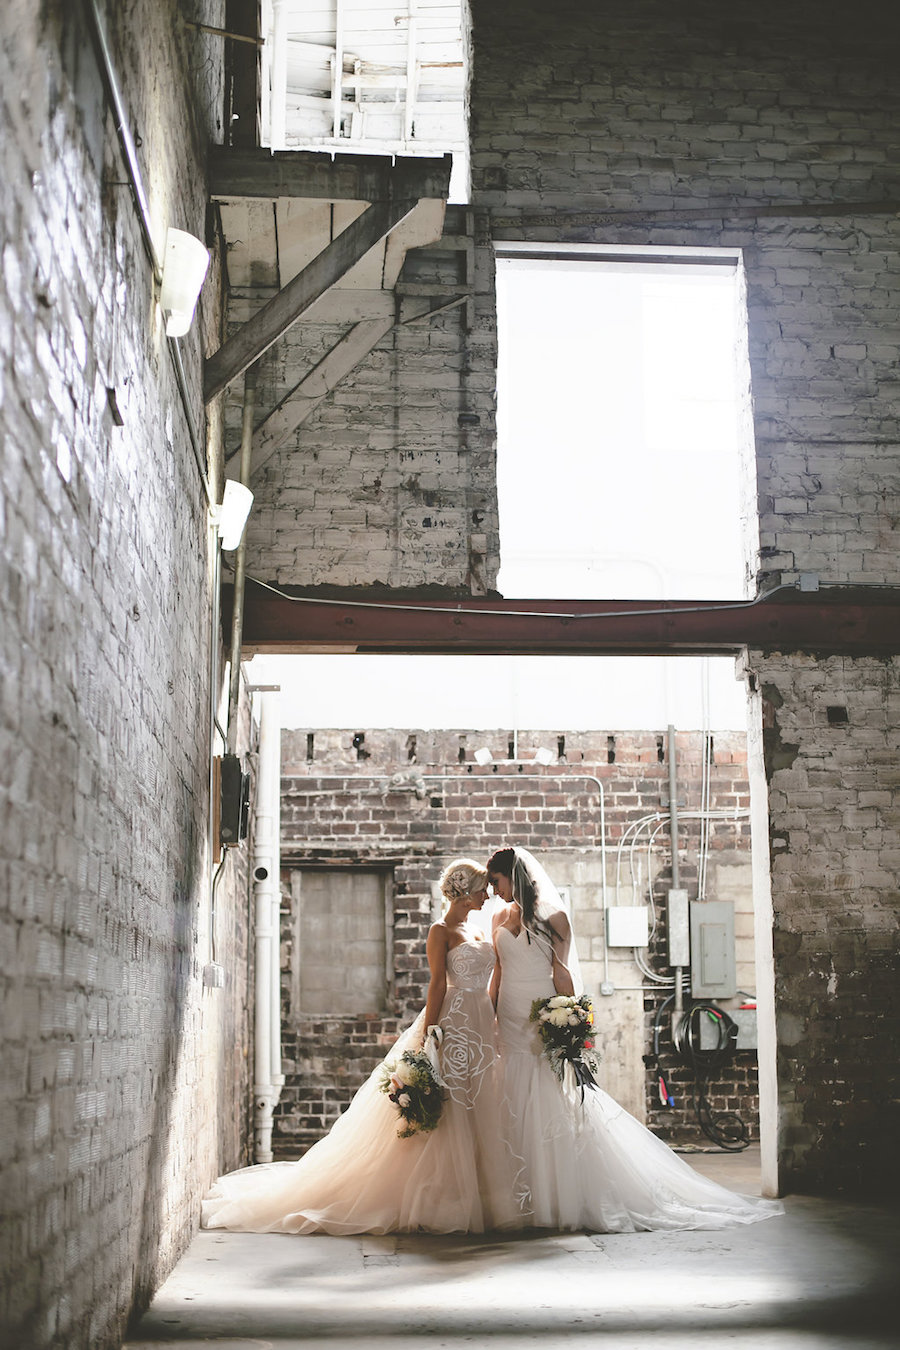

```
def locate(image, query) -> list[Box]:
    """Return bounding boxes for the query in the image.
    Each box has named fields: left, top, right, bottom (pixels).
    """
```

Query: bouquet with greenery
left=529, top=994, right=599, bottom=1093
left=379, top=1048, right=445, bottom=1138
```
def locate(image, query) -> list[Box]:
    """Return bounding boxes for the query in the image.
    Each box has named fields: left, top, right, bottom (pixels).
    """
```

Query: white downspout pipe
left=253, top=691, right=283, bottom=1162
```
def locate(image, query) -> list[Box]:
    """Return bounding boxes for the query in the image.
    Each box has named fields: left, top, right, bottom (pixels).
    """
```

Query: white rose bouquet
left=379, top=1046, right=445, bottom=1138
left=529, top=994, right=599, bottom=1094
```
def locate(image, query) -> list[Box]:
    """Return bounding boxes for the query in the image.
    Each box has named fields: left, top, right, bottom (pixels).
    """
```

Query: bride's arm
left=420, top=922, right=449, bottom=1042
left=489, top=908, right=505, bottom=1009
left=550, top=910, right=575, bottom=996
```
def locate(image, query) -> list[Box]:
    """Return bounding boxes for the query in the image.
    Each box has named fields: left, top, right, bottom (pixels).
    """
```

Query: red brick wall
left=274, top=727, right=759, bottom=1156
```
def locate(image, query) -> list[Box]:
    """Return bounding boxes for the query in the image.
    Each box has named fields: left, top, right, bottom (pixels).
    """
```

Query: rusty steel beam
left=223, top=585, right=900, bottom=657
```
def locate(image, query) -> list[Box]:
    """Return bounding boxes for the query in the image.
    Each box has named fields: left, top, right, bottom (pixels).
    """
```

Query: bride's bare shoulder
left=492, top=903, right=514, bottom=931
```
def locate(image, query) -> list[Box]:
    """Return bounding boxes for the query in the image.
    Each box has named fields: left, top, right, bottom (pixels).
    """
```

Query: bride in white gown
left=202, top=859, right=529, bottom=1235
left=486, top=846, right=783, bottom=1232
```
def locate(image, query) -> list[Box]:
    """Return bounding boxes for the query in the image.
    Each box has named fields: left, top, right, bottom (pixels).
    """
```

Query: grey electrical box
left=689, top=900, right=736, bottom=998
left=699, top=1007, right=758, bottom=1050
left=667, top=889, right=690, bottom=967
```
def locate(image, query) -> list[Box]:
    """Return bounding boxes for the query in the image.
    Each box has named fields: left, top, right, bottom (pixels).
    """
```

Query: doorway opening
left=248, top=648, right=776, bottom=1193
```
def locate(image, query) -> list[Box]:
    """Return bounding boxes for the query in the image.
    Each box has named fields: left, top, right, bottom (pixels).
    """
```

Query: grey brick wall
left=0, top=4, right=252, bottom=1347
left=751, top=653, right=900, bottom=1193
left=466, top=0, right=900, bottom=1192
left=239, top=226, right=499, bottom=594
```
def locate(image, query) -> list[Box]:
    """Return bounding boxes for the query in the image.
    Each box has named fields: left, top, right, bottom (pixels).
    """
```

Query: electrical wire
left=241, top=570, right=799, bottom=622
left=209, top=853, right=228, bottom=966
left=616, top=807, right=750, bottom=986
left=673, top=1003, right=751, bottom=1151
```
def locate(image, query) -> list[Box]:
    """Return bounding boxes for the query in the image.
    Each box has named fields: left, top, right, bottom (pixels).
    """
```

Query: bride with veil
left=202, top=858, right=529, bottom=1235
left=487, top=846, right=783, bottom=1232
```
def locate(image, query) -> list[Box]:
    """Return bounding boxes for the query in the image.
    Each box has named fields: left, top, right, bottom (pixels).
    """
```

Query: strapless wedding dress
left=496, top=925, right=783, bottom=1231
left=202, top=940, right=529, bottom=1234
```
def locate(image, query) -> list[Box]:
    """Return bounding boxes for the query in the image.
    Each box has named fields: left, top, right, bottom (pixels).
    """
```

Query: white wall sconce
left=532, top=746, right=555, bottom=765
left=213, top=479, right=254, bottom=551
left=474, top=747, right=493, bottom=765
left=160, top=227, right=210, bottom=336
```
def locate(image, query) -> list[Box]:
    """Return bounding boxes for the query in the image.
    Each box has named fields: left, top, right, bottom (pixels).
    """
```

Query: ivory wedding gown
left=495, top=925, right=783, bottom=1231
left=202, top=939, right=529, bottom=1234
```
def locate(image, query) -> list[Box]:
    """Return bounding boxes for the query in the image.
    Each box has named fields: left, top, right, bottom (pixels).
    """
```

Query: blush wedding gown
left=202, top=939, right=529, bottom=1235
left=495, top=924, right=783, bottom=1231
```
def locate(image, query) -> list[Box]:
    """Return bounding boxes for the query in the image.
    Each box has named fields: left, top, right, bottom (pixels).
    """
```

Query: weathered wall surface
left=0, top=3, right=252, bottom=1347
left=752, top=655, right=900, bottom=1192
left=238, top=222, right=499, bottom=594
left=465, top=0, right=900, bottom=1192
left=275, top=727, right=757, bottom=1156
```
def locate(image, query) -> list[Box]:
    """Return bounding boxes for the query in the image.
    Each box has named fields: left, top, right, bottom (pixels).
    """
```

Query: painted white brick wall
left=240, top=233, right=499, bottom=593
left=0, top=4, right=252, bottom=1347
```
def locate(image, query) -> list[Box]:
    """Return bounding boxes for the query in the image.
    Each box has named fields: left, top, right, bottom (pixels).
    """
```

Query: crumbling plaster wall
left=0, top=4, right=253, bottom=1348
left=465, top=0, right=899, bottom=1193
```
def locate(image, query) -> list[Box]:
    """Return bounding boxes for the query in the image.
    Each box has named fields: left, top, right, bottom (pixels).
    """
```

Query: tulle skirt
left=498, top=977, right=783, bottom=1233
left=202, top=1004, right=529, bottom=1236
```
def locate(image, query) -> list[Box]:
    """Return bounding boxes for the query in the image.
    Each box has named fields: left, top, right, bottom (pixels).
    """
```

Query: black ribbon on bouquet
left=568, top=1055, right=599, bottom=1102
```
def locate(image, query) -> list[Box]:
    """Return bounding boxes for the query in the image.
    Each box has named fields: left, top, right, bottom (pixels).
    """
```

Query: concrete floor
left=125, top=1150, right=898, bottom=1350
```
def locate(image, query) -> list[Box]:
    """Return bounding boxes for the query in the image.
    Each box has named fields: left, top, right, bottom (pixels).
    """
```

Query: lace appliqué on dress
left=441, top=943, right=500, bottom=1109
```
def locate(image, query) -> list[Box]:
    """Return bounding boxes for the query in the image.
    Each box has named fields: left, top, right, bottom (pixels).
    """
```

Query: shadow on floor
left=125, top=1152, right=899, bottom=1350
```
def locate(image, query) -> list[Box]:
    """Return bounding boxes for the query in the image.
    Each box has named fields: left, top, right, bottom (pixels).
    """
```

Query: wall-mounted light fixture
left=474, top=747, right=493, bottom=765
left=160, top=227, right=210, bottom=336
left=213, top=479, right=254, bottom=551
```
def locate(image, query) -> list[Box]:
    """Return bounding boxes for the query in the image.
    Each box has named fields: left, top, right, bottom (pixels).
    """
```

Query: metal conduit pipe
left=226, top=364, right=258, bottom=753
left=85, top=0, right=209, bottom=501
left=253, top=692, right=284, bottom=1162
left=287, top=771, right=610, bottom=983
left=206, top=537, right=225, bottom=969
left=667, top=724, right=685, bottom=1017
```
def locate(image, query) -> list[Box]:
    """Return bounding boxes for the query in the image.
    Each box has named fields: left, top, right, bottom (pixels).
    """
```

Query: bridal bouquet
left=529, top=994, right=599, bottom=1093
left=379, top=1048, right=445, bottom=1138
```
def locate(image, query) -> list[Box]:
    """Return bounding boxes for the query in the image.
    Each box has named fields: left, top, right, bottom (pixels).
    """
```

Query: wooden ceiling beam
left=250, top=314, right=395, bottom=473
left=209, top=147, right=453, bottom=202
left=204, top=195, right=417, bottom=402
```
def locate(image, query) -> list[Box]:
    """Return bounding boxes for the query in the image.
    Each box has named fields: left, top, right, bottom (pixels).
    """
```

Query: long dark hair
left=487, top=846, right=557, bottom=946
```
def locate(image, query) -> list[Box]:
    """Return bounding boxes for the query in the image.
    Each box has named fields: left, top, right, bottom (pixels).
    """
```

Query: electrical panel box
left=219, top=754, right=250, bottom=849
left=666, top=888, right=690, bottom=967
left=699, top=1007, right=758, bottom=1050
left=689, top=900, right=736, bottom=998
left=605, top=905, right=650, bottom=948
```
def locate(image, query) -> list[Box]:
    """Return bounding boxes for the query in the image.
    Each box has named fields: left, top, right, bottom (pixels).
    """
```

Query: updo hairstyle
left=438, top=858, right=488, bottom=912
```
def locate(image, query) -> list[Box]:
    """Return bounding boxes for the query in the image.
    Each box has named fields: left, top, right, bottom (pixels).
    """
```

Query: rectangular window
left=494, top=243, right=758, bottom=601
left=291, top=868, right=392, bottom=1015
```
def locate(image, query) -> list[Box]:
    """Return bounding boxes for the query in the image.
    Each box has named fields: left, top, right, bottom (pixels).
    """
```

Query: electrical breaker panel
left=689, top=900, right=736, bottom=998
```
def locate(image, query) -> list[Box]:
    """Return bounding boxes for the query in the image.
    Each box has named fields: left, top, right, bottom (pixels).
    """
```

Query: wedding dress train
left=202, top=940, right=529, bottom=1234
left=495, top=925, right=783, bottom=1232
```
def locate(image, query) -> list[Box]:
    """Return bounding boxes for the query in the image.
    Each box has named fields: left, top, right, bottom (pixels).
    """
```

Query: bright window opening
left=495, top=244, right=758, bottom=600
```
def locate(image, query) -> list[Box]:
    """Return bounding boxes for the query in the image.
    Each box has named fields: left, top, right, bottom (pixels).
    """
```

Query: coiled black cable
left=673, top=1003, right=750, bottom=1151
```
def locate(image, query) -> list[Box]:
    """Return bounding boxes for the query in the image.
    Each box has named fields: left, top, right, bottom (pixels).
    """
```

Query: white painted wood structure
left=209, top=148, right=458, bottom=461
left=259, top=0, right=469, bottom=199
